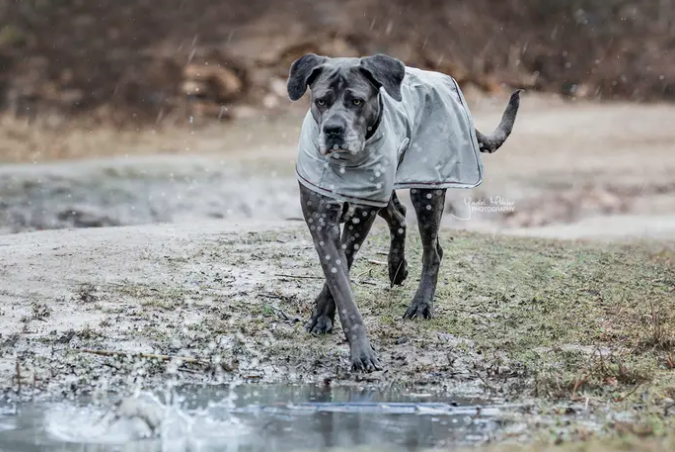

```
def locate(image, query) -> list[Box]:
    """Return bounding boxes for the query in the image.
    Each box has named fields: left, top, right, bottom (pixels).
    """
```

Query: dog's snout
left=323, top=120, right=345, bottom=137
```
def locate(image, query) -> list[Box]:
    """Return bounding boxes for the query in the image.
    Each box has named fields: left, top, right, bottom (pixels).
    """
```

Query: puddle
left=0, top=384, right=519, bottom=451
left=0, top=156, right=302, bottom=234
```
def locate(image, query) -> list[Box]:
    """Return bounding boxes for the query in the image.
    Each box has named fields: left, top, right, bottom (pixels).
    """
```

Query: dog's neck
left=365, top=93, right=383, bottom=140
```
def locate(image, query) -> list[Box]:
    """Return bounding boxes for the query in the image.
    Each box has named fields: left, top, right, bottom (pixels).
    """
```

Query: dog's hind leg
left=403, top=188, right=446, bottom=320
left=306, top=285, right=336, bottom=334
left=378, top=191, right=409, bottom=286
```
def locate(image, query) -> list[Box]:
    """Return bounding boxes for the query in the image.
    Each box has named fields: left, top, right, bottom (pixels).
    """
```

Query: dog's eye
left=352, top=99, right=363, bottom=106
left=315, top=99, right=326, bottom=107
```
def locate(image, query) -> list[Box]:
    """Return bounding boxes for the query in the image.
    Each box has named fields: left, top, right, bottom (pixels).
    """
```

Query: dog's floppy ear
left=287, top=53, right=327, bottom=101
left=359, top=54, right=405, bottom=102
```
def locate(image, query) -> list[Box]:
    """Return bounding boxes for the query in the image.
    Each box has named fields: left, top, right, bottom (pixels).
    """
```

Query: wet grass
left=342, top=228, right=675, bottom=445
left=359, top=230, right=675, bottom=400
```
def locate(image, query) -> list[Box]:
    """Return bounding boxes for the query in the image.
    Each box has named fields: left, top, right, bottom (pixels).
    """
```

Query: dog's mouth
left=319, top=126, right=366, bottom=156
left=319, top=146, right=351, bottom=156
left=319, top=142, right=365, bottom=157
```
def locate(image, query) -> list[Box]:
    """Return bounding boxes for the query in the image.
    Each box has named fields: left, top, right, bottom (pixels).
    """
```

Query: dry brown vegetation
left=0, top=0, right=673, bottom=126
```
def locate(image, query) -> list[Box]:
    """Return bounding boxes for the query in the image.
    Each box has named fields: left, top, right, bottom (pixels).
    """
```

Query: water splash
left=43, top=387, right=249, bottom=451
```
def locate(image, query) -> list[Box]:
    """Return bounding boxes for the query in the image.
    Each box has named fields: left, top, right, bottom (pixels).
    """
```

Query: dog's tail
left=475, top=89, right=523, bottom=154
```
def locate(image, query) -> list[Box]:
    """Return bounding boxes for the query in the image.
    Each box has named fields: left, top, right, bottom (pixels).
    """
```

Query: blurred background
left=1, top=0, right=674, bottom=239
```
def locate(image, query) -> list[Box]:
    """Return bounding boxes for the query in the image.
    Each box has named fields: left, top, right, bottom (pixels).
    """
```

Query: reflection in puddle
left=0, top=384, right=518, bottom=451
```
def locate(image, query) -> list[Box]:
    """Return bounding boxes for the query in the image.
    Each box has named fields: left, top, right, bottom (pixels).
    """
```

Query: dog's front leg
left=306, top=202, right=381, bottom=335
left=300, top=186, right=380, bottom=371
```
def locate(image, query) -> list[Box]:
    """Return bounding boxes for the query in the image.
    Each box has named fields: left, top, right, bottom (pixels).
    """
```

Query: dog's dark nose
left=323, top=121, right=345, bottom=137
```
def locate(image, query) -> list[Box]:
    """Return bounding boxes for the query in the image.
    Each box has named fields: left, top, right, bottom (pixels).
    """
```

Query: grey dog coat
left=296, top=67, right=484, bottom=208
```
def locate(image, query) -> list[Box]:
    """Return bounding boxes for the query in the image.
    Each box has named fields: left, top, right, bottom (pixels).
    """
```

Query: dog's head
left=287, top=54, right=405, bottom=156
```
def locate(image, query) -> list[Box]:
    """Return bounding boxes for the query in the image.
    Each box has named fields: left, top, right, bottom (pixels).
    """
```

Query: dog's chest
left=295, top=108, right=405, bottom=208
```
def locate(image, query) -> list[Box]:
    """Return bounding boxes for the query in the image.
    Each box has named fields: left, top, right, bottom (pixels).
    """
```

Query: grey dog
left=287, top=53, right=521, bottom=372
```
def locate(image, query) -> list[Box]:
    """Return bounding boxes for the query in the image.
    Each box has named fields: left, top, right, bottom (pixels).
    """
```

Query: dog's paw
left=350, top=340, right=380, bottom=373
left=388, top=258, right=408, bottom=286
left=305, top=315, right=334, bottom=335
left=403, top=300, right=433, bottom=320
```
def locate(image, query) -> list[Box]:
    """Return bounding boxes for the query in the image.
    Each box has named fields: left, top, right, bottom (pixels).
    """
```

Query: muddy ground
left=1, top=94, right=675, bottom=448
left=1, top=220, right=674, bottom=444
